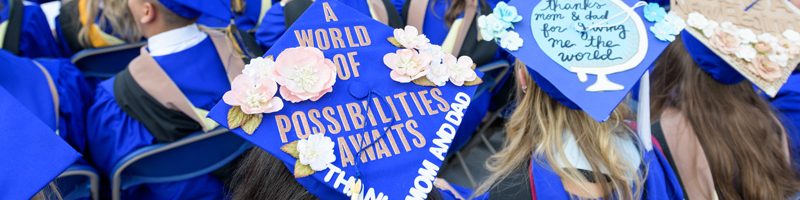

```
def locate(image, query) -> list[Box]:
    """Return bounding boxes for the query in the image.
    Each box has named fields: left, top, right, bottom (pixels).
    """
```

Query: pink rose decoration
left=384, top=49, right=432, bottom=83
left=747, top=55, right=783, bottom=82
left=444, top=55, right=477, bottom=86
left=271, top=47, right=337, bottom=103
left=223, top=75, right=284, bottom=114
left=709, top=29, right=741, bottom=55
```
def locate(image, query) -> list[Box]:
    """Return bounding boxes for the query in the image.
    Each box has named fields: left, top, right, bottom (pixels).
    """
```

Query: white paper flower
left=699, top=20, right=719, bottom=38
left=499, top=31, right=524, bottom=51
left=735, top=45, right=757, bottom=62
left=663, top=13, right=686, bottom=33
left=686, top=12, right=708, bottom=29
left=478, top=13, right=512, bottom=41
left=783, top=29, right=800, bottom=43
left=393, top=26, right=431, bottom=50
left=297, top=134, right=336, bottom=171
left=443, top=54, right=477, bottom=86
left=769, top=52, right=790, bottom=68
left=737, top=29, right=758, bottom=44
left=426, top=59, right=450, bottom=86
left=242, top=56, right=276, bottom=81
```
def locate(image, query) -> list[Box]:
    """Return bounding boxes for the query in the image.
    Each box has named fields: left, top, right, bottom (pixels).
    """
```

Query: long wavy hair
left=72, top=0, right=140, bottom=47
left=474, top=61, right=644, bottom=199
left=651, top=36, right=800, bottom=199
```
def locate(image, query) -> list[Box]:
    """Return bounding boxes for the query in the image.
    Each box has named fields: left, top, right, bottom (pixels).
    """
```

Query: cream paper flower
left=755, top=33, right=779, bottom=54
left=296, top=134, right=336, bottom=171
left=709, top=27, right=741, bottom=55
left=735, top=45, right=757, bottom=62
left=393, top=26, right=431, bottom=50
left=687, top=12, right=719, bottom=38
left=443, top=54, right=477, bottom=86
left=242, top=56, right=276, bottom=80
left=737, top=28, right=758, bottom=44
left=783, top=30, right=800, bottom=44
left=499, top=31, right=524, bottom=51
left=384, top=49, right=433, bottom=83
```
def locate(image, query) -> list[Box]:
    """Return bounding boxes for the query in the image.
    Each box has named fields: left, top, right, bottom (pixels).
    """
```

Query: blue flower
left=493, top=2, right=523, bottom=23
left=650, top=21, right=677, bottom=42
left=478, top=13, right=512, bottom=41
left=643, top=3, right=667, bottom=23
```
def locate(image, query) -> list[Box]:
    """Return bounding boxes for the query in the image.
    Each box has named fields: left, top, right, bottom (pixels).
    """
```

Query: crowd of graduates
left=2, top=0, right=800, bottom=199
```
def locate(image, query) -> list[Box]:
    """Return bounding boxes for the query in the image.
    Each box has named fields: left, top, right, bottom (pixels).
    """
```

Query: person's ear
left=140, top=2, right=156, bottom=24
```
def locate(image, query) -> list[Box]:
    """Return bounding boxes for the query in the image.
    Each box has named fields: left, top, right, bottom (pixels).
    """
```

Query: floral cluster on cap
left=223, top=47, right=338, bottom=177
left=643, top=3, right=685, bottom=42
left=477, top=2, right=523, bottom=51
left=384, top=25, right=482, bottom=87
left=686, top=12, right=800, bottom=82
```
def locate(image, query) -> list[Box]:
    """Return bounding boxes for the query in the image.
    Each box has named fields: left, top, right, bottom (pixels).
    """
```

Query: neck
left=143, top=21, right=194, bottom=38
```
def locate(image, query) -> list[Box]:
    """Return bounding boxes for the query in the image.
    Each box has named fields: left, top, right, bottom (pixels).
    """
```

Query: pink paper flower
left=709, top=29, right=741, bottom=55
left=384, top=49, right=432, bottom=83
left=223, top=75, right=284, bottom=114
left=444, top=55, right=477, bottom=86
left=747, top=55, right=783, bottom=82
left=271, top=47, right=337, bottom=103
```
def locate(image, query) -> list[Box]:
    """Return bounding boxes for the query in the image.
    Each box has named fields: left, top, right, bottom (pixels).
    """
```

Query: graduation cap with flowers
left=671, top=0, right=800, bottom=96
left=206, top=0, right=482, bottom=199
left=481, top=0, right=683, bottom=121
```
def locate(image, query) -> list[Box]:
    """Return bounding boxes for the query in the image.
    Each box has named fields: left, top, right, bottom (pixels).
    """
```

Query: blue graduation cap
left=486, top=0, right=681, bottom=121
left=0, top=87, right=80, bottom=199
left=206, top=0, right=481, bottom=199
left=158, top=0, right=231, bottom=20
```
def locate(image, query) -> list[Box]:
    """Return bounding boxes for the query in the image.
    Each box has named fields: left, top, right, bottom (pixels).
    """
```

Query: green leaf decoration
left=412, top=77, right=438, bottom=87
left=241, top=113, right=263, bottom=135
left=265, top=55, right=274, bottom=61
left=463, top=77, right=484, bottom=86
left=387, top=37, right=403, bottom=48
left=294, top=160, right=314, bottom=178
left=227, top=106, right=246, bottom=129
left=470, top=63, right=477, bottom=70
left=280, top=140, right=300, bottom=159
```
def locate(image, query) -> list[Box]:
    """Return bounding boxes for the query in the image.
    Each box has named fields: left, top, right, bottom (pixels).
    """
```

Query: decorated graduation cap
left=158, top=0, right=231, bottom=20
left=0, top=87, right=80, bottom=199
left=206, top=0, right=482, bottom=199
left=481, top=0, right=682, bottom=121
left=671, top=0, right=800, bottom=96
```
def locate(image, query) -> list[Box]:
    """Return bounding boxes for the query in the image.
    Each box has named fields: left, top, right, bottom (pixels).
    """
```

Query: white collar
left=552, top=129, right=642, bottom=174
left=147, top=24, right=208, bottom=56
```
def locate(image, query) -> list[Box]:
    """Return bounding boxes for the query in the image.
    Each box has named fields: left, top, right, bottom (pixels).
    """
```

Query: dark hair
left=651, top=36, right=800, bottom=200
left=230, top=148, right=446, bottom=200
left=229, top=148, right=317, bottom=200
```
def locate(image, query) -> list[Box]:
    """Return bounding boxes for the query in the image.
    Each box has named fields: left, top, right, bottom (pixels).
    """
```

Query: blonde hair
left=473, top=60, right=644, bottom=199
left=75, top=0, right=141, bottom=47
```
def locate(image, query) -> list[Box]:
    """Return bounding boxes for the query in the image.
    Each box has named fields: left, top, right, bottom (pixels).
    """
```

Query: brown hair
left=474, top=61, right=644, bottom=199
left=651, top=36, right=800, bottom=199
left=427, top=0, right=466, bottom=27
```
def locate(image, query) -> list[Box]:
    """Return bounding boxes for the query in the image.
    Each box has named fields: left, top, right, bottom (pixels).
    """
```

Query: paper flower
left=783, top=30, right=800, bottom=43
left=768, top=53, right=790, bottom=68
left=780, top=39, right=800, bottom=56
left=271, top=47, right=337, bottom=103
left=223, top=75, right=284, bottom=114
left=499, top=31, right=524, bottom=51
left=478, top=13, right=512, bottom=41
left=664, top=13, right=686, bottom=32
left=393, top=26, right=431, bottom=50
left=735, top=45, right=757, bottom=62
left=297, top=134, right=336, bottom=171
left=493, top=2, right=522, bottom=23
left=242, top=56, right=276, bottom=80
left=651, top=21, right=678, bottom=42
left=384, top=49, right=433, bottom=83
left=737, top=29, right=758, bottom=44
left=443, top=54, right=477, bottom=86
left=755, top=33, right=778, bottom=54
left=747, top=55, right=783, bottom=82
left=643, top=3, right=667, bottom=22
left=426, top=58, right=450, bottom=87
left=709, top=28, right=741, bottom=55
left=686, top=12, right=718, bottom=38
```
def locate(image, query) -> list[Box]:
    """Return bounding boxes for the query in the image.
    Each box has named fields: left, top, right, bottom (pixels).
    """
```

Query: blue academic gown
left=86, top=37, right=229, bottom=200
left=197, top=0, right=279, bottom=30
left=254, top=0, right=395, bottom=50
left=0, top=50, right=91, bottom=152
left=472, top=149, right=684, bottom=200
left=0, top=86, right=80, bottom=200
left=1, top=0, right=62, bottom=58
left=770, top=71, right=800, bottom=172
